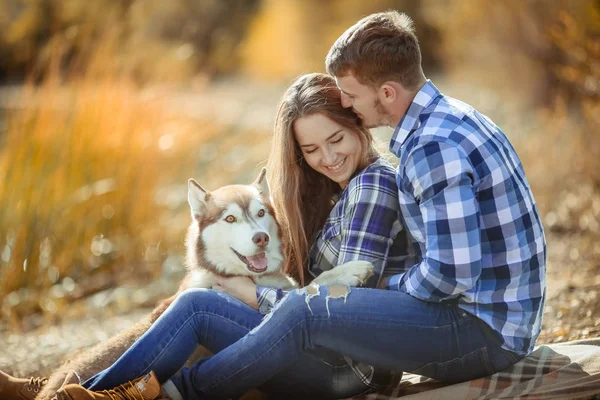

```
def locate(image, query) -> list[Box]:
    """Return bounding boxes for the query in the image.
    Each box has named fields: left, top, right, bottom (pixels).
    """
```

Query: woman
left=47, top=73, right=409, bottom=400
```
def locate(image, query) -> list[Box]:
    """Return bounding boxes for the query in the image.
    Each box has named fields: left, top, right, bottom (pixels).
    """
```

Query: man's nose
left=340, top=93, right=352, bottom=108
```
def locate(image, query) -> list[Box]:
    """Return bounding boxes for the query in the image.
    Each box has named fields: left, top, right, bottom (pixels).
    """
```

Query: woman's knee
left=171, top=287, right=220, bottom=311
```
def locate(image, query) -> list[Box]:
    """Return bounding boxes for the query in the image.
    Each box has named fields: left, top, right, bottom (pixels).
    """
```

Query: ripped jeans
left=84, top=286, right=521, bottom=399
left=83, top=288, right=373, bottom=400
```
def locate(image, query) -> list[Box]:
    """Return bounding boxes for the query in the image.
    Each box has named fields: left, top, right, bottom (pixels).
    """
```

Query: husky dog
left=37, top=169, right=373, bottom=400
left=182, top=168, right=296, bottom=290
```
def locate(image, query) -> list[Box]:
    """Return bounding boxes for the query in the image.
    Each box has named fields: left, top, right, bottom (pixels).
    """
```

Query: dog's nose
left=252, top=232, right=270, bottom=248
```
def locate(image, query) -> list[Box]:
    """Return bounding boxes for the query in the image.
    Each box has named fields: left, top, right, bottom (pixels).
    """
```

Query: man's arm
left=387, top=140, right=482, bottom=301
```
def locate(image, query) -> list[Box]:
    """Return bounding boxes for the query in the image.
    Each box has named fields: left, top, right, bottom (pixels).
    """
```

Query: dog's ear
left=253, top=167, right=270, bottom=198
left=188, top=178, right=210, bottom=220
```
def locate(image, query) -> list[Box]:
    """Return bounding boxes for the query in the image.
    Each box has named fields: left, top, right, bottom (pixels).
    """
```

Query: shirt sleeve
left=386, top=140, right=482, bottom=301
left=256, top=285, right=288, bottom=314
left=337, top=168, right=403, bottom=287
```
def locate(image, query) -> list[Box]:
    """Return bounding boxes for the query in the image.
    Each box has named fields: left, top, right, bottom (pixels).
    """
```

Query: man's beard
left=364, top=98, right=393, bottom=128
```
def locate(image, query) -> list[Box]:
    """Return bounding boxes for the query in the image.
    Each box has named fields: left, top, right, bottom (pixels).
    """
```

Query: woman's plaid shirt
left=256, top=158, right=410, bottom=313
left=385, top=80, right=546, bottom=356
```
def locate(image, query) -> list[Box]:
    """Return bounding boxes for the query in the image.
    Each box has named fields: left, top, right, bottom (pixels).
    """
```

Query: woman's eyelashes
left=303, top=135, right=344, bottom=155
left=330, top=135, right=343, bottom=144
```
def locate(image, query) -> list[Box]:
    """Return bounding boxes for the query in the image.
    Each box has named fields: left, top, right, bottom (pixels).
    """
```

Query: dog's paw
left=313, top=260, right=375, bottom=287
left=336, top=261, right=375, bottom=286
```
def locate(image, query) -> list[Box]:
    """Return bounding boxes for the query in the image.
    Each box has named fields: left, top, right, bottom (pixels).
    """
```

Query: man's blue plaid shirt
left=385, top=80, right=546, bottom=355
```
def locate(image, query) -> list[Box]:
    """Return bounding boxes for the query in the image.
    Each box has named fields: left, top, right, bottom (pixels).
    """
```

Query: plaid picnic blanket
left=354, top=338, right=600, bottom=400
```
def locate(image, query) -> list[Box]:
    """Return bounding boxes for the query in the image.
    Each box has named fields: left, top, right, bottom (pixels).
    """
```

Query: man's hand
left=213, top=275, right=259, bottom=309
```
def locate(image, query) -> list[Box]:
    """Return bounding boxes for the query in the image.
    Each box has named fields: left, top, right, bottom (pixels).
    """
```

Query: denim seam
left=207, top=320, right=306, bottom=390
left=506, top=349, right=523, bottom=364
left=307, top=313, right=465, bottom=330
left=410, top=346, right=495, bottom=378
left=480, top=346, right=495, bottom=375
left=138, top=311, right=255, bottom=378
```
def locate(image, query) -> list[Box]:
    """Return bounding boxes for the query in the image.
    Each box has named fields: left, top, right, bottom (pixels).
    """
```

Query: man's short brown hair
left=326, top=11, right=424, bottom=90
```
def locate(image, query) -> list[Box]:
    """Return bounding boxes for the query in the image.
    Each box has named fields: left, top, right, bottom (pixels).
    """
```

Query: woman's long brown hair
left=267, top=73, right=379, bottom=285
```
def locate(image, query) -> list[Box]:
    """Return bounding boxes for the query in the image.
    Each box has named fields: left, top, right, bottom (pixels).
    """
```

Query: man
left=327, top=10, right=546, bottom=362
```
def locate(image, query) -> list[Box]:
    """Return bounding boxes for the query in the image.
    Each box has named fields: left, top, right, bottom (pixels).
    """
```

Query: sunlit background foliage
left=0, top=0, right=599, bottom=338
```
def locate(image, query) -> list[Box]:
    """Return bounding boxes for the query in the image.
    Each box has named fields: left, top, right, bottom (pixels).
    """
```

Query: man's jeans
left=84, top=286, right=521, bottom=399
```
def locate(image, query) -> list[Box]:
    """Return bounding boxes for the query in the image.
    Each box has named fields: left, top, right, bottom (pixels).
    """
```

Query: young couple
left=3, top=10, right=546, bottom=400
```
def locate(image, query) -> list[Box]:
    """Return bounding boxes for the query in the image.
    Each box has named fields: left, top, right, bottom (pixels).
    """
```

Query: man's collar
left=389, top=80, right=441, bottom=156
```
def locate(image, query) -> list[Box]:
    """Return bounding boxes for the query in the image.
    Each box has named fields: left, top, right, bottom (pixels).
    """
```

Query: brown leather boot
left=0, top=370, right=48, bottom=400
left=56, top=371, right=167, bottom=400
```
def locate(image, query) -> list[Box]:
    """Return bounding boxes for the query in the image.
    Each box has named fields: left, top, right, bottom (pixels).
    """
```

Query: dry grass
left=0, top=65, right=274, bottom=329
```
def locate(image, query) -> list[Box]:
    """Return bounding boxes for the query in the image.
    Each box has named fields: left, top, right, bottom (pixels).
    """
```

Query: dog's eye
left=225, top=215, right=236, bottom=223
left=257, top=209, right=265, bottom=217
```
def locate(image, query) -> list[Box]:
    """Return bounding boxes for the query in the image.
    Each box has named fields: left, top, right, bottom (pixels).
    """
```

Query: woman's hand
left=213, top=275, right=259, bottom=309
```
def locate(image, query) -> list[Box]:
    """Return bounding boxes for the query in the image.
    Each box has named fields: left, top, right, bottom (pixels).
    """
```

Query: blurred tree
left=0, top=0, right=260, bottom=84
left=240, top=0, right=441, bottom=81
left=0, top=0, right=444, bottom=84
left=424, top=0, right=599, bottom=110
left=127, top=0, right=260, bottom=81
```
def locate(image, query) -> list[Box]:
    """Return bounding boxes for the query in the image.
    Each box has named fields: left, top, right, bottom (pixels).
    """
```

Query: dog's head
left=185, top=168, right=284, bottom=277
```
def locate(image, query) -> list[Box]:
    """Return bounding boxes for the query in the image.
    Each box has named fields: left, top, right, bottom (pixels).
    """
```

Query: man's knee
left=303, top=284, right=349, bottom=297
left=282, top=285, right=350, bottom=318
left=328, top=285, right=349, bottom=297
left=269, top=286, right=322, bottom=320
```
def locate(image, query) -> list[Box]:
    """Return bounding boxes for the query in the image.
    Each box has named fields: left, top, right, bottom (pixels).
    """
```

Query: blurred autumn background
left=0, top=0, right=599, bottom=377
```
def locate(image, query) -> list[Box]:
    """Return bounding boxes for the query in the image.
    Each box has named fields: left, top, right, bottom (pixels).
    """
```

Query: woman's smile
left=325, top=157, right=346, bottom=173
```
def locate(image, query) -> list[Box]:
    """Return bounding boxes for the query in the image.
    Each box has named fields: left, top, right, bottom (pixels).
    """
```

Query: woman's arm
left=213, top=276, right=259, bottom=309
left=316, top=165, right=404, bottom=288
left=216, top=278, right=292, bottom=314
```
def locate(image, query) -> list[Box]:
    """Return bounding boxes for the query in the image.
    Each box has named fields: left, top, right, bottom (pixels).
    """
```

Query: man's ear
left=253, top=167, right=271, bottom=198
left=378, top=82, right=397, bottom=105
left=188, top=179, right=210, bottom=220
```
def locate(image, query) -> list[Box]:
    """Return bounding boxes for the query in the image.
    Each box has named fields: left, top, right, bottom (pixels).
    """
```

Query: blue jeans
left=85, top=286, right=521, bottom=399
left=83, top=289, right=373, bottom=399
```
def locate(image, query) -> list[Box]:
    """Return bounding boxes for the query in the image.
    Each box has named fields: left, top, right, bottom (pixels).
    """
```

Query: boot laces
left=26, top=377, right=48, bottom=393
left=29, top=377, right=48, bottom=388
left=99, top=380, right=148, bottom=400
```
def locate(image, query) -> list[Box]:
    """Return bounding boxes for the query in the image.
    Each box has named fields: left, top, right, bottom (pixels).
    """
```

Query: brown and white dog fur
left=37, top=169, right=373, bottom=400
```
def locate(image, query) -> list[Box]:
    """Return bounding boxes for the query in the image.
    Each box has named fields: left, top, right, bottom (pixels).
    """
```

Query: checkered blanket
left=355, top=339, right=600, bottom=400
